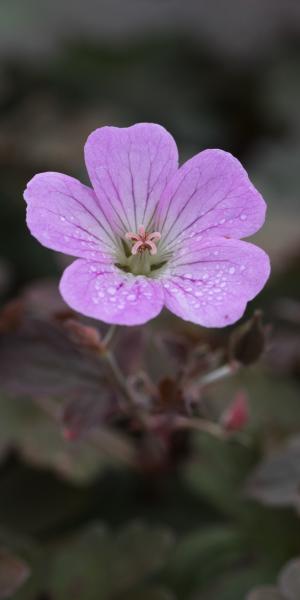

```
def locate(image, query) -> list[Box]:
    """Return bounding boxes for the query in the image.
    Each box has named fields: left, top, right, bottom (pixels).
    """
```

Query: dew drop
left=229, top=267, right=235, bottom=275
left=107, top=286, right=116, bottom=295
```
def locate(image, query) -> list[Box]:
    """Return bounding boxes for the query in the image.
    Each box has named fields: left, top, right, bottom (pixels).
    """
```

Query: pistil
left=125, top=225, right=161, bottom=256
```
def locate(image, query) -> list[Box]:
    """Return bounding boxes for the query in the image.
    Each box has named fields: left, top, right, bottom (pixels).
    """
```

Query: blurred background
left=1, top=0, right=300, bottom=287
left=0, top=1, right=300, bottom=599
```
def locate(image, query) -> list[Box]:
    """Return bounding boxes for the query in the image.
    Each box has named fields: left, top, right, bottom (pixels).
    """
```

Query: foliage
left=1, top=18, right=300, bottom=600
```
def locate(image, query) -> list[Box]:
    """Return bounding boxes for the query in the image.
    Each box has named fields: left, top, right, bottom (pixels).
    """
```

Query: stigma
left=125, top=225, right=161, bottom=256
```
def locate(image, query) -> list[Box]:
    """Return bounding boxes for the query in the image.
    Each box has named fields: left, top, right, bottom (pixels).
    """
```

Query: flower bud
left=221, top=390, right=249, bottom=432
left=63, top=319, right=103, bottom=352
left=229, top=310, right=266, bottom=365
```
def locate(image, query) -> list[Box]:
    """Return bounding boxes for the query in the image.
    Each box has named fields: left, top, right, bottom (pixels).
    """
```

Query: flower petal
left=60, top=260, right=164, bottom=325
left=84, top=123, right=178, bottom=235
left=157, top=149, right=266, bottom=251
left=25, top=172, right=116, bottom=260
left=163, top=237, right=270, bottom=327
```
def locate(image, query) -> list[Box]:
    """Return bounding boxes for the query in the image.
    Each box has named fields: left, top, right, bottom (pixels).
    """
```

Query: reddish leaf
left=0, top=314, right=111, bottom=402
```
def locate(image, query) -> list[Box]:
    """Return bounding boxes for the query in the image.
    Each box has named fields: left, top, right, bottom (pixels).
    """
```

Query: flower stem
left=197, top=361, right=240, bottom=388
left=173, top=414, right=224, bottom=438
left=140, top=413, right=224, bottom=439
left=101, top=325, right=137, bottom=406
left=104, top=349, right=137, bottom=410
left=103, top=324, right=117, bottom=347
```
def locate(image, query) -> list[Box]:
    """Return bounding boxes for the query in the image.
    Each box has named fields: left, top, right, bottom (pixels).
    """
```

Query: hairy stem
left=101, top=325, right=138, bottom=409
left=104, top=349, right=137, bottom=410
left=173, top=414, right=224, bottom=438
left=103, top=324, right=117, bottom=347
left=197, top=361, right=240, bottom=388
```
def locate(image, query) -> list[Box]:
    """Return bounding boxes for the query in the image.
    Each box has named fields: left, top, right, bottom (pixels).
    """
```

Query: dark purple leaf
left=62, top=392, right=116, bottom=440
left=0, top=313, right=111, bottom=401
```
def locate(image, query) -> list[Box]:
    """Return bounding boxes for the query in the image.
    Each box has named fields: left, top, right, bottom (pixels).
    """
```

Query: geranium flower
left=24, top=123, right=270, bottom=326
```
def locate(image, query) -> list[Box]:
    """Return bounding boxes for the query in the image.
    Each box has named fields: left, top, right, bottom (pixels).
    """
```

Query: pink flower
left=24, top=123, right=270, bottom=326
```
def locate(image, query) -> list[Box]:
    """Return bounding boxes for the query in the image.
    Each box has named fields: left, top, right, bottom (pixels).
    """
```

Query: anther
left=125, top=225, right=161, bottom=256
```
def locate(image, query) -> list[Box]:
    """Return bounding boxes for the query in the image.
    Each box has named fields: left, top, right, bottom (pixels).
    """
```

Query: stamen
left=131, top=240, right=144, bottom=255
left=125, top=232, right=140, bottom=242
left=125, top=225, right=161, bottom=256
